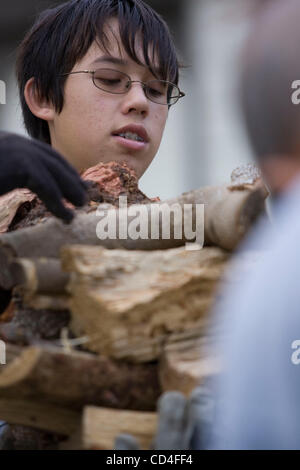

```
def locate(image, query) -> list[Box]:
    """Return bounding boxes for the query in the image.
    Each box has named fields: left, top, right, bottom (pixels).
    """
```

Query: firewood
left=159, top=335, right=220, bottom=396
left=0, top=343, right=160, bottom=436
left=80, top=160, right=159, bottom=206
left=11, top=258, right=69, bottom=295
left=158, top=250, right=263, bottom=395
left=0, top=164, right=267, bottom=448
left=0, top=177, right=268, bottom=277
left=0, top=423, right=63, bottom=450
left=0, top=313, right=70, bottom=346
left=0, top=257, right=70, bottom=293
left=0, top=189, right=35, bottom=234
left=20, top=294, right=70, bottom=311
left=59, top=245, right=228, bottom=361
left=81, top=406, right=157, bottom=450
left=7, top=161, right=158, bottom=232
left=0, top=399, right=80, bottom=436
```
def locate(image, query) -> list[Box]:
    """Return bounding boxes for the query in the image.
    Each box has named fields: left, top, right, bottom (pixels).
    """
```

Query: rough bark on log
left=6, top=161, right=159, bottom=233
left=0, top=189, right=35, bottom=234
left=0, top=296, right=70, bottom=345
left=0, top=343, right=160, bottom=436
left=0, top=422, right=62, bottom=450
left=0, top=399, right=80, bottom=436
left=169, top=179, right=268, bottom=249
left=0, top=181, right=268, bottom=273
left=60, top=245, right=229, bottom=361
left=10, top=258, right=70, bottom=295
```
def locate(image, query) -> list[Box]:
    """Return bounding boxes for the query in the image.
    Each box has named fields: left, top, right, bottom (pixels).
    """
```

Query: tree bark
left=0, top=181, right=268, bottom=268
left=0, top=343, right=161, bottom=437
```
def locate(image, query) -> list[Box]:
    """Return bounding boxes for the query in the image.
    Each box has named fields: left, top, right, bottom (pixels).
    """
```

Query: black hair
left=16, top=0, right=180, bottom=144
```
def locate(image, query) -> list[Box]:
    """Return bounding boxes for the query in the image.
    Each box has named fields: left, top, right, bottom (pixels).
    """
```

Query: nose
left=121, top=81, right=149, bottom=117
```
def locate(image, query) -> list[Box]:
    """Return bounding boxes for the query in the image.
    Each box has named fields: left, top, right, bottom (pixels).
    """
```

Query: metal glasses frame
left=60, top=68, right=185, bottom=106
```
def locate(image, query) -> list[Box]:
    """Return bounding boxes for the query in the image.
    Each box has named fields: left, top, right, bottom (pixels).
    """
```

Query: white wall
left=0, top=46, right=25, bottom=135
left=142, top=0, right=257, bottom=197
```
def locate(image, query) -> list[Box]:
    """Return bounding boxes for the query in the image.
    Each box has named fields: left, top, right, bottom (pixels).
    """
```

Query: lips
left=112, top=124, right=149, bottom=143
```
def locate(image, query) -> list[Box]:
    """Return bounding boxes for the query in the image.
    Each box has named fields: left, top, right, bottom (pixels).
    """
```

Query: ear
left=24, top=77, right=56, bottom=122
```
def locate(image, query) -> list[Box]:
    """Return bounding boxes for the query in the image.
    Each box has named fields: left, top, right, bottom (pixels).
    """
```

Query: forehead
left=79, top=18, right=161, bottom=73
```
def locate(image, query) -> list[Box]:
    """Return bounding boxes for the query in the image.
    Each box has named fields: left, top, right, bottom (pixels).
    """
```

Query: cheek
left=152, top=110, right=168, bottom=142
left=62, top=83, right=112, bottom=135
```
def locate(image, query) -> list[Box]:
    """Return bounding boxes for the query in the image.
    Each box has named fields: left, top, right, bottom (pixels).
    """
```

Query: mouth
left=112, top=124, right=149, bottom=151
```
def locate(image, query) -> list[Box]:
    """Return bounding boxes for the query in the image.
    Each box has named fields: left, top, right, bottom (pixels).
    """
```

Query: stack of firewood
left=0, top=162, right=268, bottom=449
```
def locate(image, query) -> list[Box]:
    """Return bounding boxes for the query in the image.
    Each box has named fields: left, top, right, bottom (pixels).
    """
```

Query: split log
left=0, top=189, right=35, bottom=234
left=0, top=343, right=160, bottom=435
left=60, top=245, right=229, bottom=361
left=158, top=250, right=263, bottom=395
left=0, top=180, right=268, bottom=273
left=81, top=406, right=157, bottom=450
left=60, top=405, right=158, bottom=450
left=159, top=334, right=221, bottom=396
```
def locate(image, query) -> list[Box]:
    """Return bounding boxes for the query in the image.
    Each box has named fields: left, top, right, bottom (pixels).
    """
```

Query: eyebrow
left=90, top=55, right=129, bottom=67
left=90, top=55, right=162, bottom=78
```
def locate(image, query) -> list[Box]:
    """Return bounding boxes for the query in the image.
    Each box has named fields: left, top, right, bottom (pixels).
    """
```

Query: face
left=47, top=19, right=169, bottom=178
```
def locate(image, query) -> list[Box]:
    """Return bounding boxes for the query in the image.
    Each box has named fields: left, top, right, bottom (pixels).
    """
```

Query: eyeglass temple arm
left=60, top=70, right=92, bottom=76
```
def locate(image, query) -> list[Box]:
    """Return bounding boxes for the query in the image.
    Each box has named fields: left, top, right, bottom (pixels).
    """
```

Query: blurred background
left=0, top=0, right=269, bottom=199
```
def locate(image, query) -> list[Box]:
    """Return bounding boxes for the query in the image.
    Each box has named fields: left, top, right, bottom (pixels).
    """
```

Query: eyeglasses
left=60, top=68, right=185, bottom=106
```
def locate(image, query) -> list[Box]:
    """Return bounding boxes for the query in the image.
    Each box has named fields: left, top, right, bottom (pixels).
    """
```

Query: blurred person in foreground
left=207, top=0, right=300, bottom=450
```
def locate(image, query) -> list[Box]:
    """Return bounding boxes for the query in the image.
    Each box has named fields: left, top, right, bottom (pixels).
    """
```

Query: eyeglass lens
left=93, top=68, right=180, bottom=105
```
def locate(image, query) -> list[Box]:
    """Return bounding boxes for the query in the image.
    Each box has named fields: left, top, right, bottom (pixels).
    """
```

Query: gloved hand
left=0, top=289, right=12, bottom=315
left=114, top=385, right=215, bottom=451
left=0, top=132, right=88, bottom=223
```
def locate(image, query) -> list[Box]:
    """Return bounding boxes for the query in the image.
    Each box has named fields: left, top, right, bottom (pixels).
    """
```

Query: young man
left=0, top=1, right=184, bottom=448
left=0, top=0, right=183, bottom=322
left=0, top=0, right=183, bottom=221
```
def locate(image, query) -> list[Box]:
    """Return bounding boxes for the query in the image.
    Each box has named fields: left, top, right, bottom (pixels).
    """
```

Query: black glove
left=0, top=132, right=88, bottom=223
left=0, top=289, right=12, bottom=315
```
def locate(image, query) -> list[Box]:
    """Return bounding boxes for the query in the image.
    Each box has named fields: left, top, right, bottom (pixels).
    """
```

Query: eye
left=93, top=69, right=127, bottom=91
left=147, top=86, right=164, bottom=97
left=145, top=80, right=168, bottom=98
left=97, top=78, right=121, bottom=86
